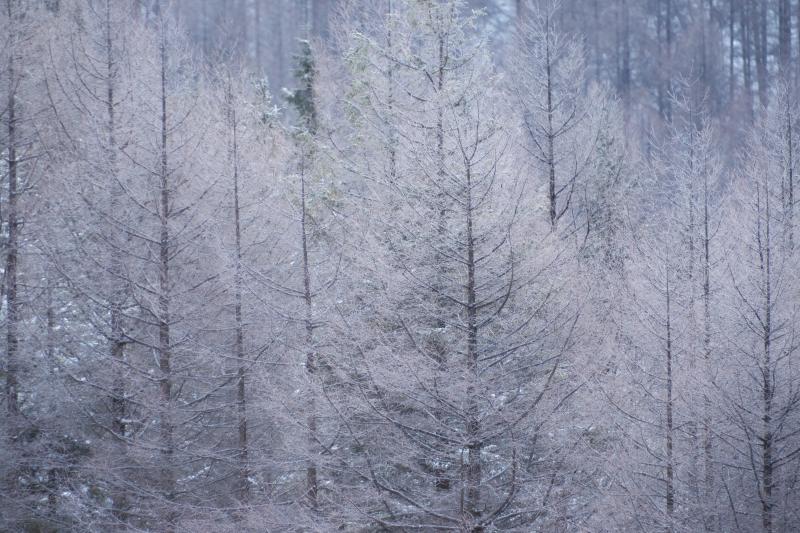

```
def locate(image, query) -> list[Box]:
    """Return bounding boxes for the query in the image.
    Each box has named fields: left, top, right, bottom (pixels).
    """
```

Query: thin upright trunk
left=274, top=1, right=284, bottom=96
left=433, top=14, right=449, bottom=367
left=228, top=81, right=249, bottom=503
left=593, top=0, right=601, bottom=81
left=665, top=0, right=673, bottom=121
left=5, top=0, right=20, bottom=419
left=656, top=0, right=665, bottom=117
left=797, top=0, right=800, bottom=86
left=157, top=10, right=176, bottom=528
left=464, top=164, right=482, bottom=527
left=201, top=0, right=209, bottom=58
left=786, top=98, right=795, bottom=248
left=254, top=0, right=262, bottom=72
left=699, top=1, right=708, bottom=98
left=300, top=151, right=318, bottom=509
left=751, top=0, right=767, bottom=107
left=729, top=0, right=735, bottom=103
left=760, top=180, right=774, bottom=533
left=45, top=276, right=57, bottom=517
left=665, top=269, right=675, bottom=532
left=621, top=0, right=631, bottom=103
left=386, top=0, right=397, bottom=183
left=686, top=128, right=700, bottom=504
left=105, top=0, right=126, bottom=441
left=778, top=0, right=791, bottom=75
left=741, top=0, right=753, bottom=116
left=702, top=164, right=715, bottom=532
left=545, top=13, right=557, bottom=227
left=238, top=0, right=248, bottom=59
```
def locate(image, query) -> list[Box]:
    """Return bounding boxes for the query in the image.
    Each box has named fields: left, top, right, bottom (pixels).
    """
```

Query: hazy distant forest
left=2, top=0, right=800, bottom=531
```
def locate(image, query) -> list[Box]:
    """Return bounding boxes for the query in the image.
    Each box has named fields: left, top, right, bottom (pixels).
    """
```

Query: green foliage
left=285, top=40, right=317, bottom=134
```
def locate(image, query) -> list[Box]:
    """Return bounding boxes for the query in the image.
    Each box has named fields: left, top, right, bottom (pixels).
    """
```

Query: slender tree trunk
left=545, top=13, right=557, bottom=227
left=702, top=166, right=715, bottom=532
left=665, top=270, right=675, bottom=532
left=300, top=150, right=318, bottom=509
left=5, top=0, right=20, bottom=419
left=778, top=0, right=791, bottom=76
left=464, top=164, right=482, bottom=529
left=751, top=0, right=767, bottom=107
left=760, top=179, right=774, bottom=533
left=157, top=11, right=176, bottom=529
left=104, top=0, right=127, bottom=442
left=656, top=0, right=665, bottom=118
left=741, top=0, right=753, bottom=116
left=686, top=130, right=701, bottom=506
left=238, top=0, right=248, bottom=60
left=254, top=0, right=262, bottom=72
left=797, top=0, right=800, bottom=86
left=201, top=0, right=209, bottom=58
left=621, top=0, right=631, bottom=103
left=386, top=0, right=397, bottom=183
left=729, top=0, right=735, bottom=104
left=228, top=80, right=249, bottom=503
left=433, top=19, right=449, bottom=366
left=274, top=1, right=284, bottom=98
left=786, top=98, right=795, bottom=249
left=45, top=275, right=57, bottom=518
left=665, top=0, right=673, bottom=121
left=698, top=1, right=709, bottom=100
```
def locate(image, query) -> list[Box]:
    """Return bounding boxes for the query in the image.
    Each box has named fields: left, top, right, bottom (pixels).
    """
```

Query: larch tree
left=330, top=1, right=582, bottom=529
left=718, top=96, right=800, bottom=533
left=508, top=1, right=600, bottom=231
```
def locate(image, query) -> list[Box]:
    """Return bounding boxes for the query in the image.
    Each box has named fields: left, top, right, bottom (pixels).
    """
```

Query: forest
left=1, top=0, right=800, bottom=531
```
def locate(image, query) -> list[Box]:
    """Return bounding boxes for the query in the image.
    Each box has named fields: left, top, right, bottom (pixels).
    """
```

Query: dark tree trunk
left=760, top=179, right=774, bottom=533
left=464, top=164, right=482, bottom=525
left=665, top=271, right=675, bottom=532
left=729, top=0, right=735, bottom=103
left=545, top=13, right=557, bottom=227
left=702, top=162, right=715, bottom=532
left=228, top=80, right=249, bottom=503
left=104, top=0, right=127, bottom=442
left=157, top=9, right=176, bottom=529
left=254, top=0, right=262, bottom=72
left=741, top=0, right=753, bottom=116
left=5, top=0, right=20, bottom=419
left=751, top=0, right=767, bottom=107
left=300, top=151, right=318, bottom=509
left=778, top=0, right=791, bottom=75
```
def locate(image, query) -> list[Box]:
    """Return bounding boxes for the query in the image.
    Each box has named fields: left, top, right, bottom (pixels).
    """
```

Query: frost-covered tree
left=327, top=2, right=582, bottom=530
left=508, top=1, right=601, bottom=230
left=717, top=99, right=800, bottom=533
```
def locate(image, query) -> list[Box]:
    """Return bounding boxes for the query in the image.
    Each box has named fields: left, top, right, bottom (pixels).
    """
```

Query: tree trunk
left=157, top=10, right=176, bottom=529
left=751, top=0, right=767, bottom=107
left=760, top=178, right=774, bottom=533
left=786, top=98, right=795, bottom=248
left=778, top=0, right=791, bottom=76
left=228, top=80, right=249, bottom=503
left=104, top=0, right=127, bottom=442
left=665, top=270, right=674, bottom=532
left=254, top=0, right=262, bottom=72
left=702, top=164, right=715, bottom=532
left=464, top=165, right=482, bottom=527
left=300, top=151, right=318, bottom=509
left=729, top=0, right=735, bottom=104
left=741, top=0, right=753, bottom=116
left=545, top=13, right=557, bottom=227
left=5, top=0, right=20, bottom=419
